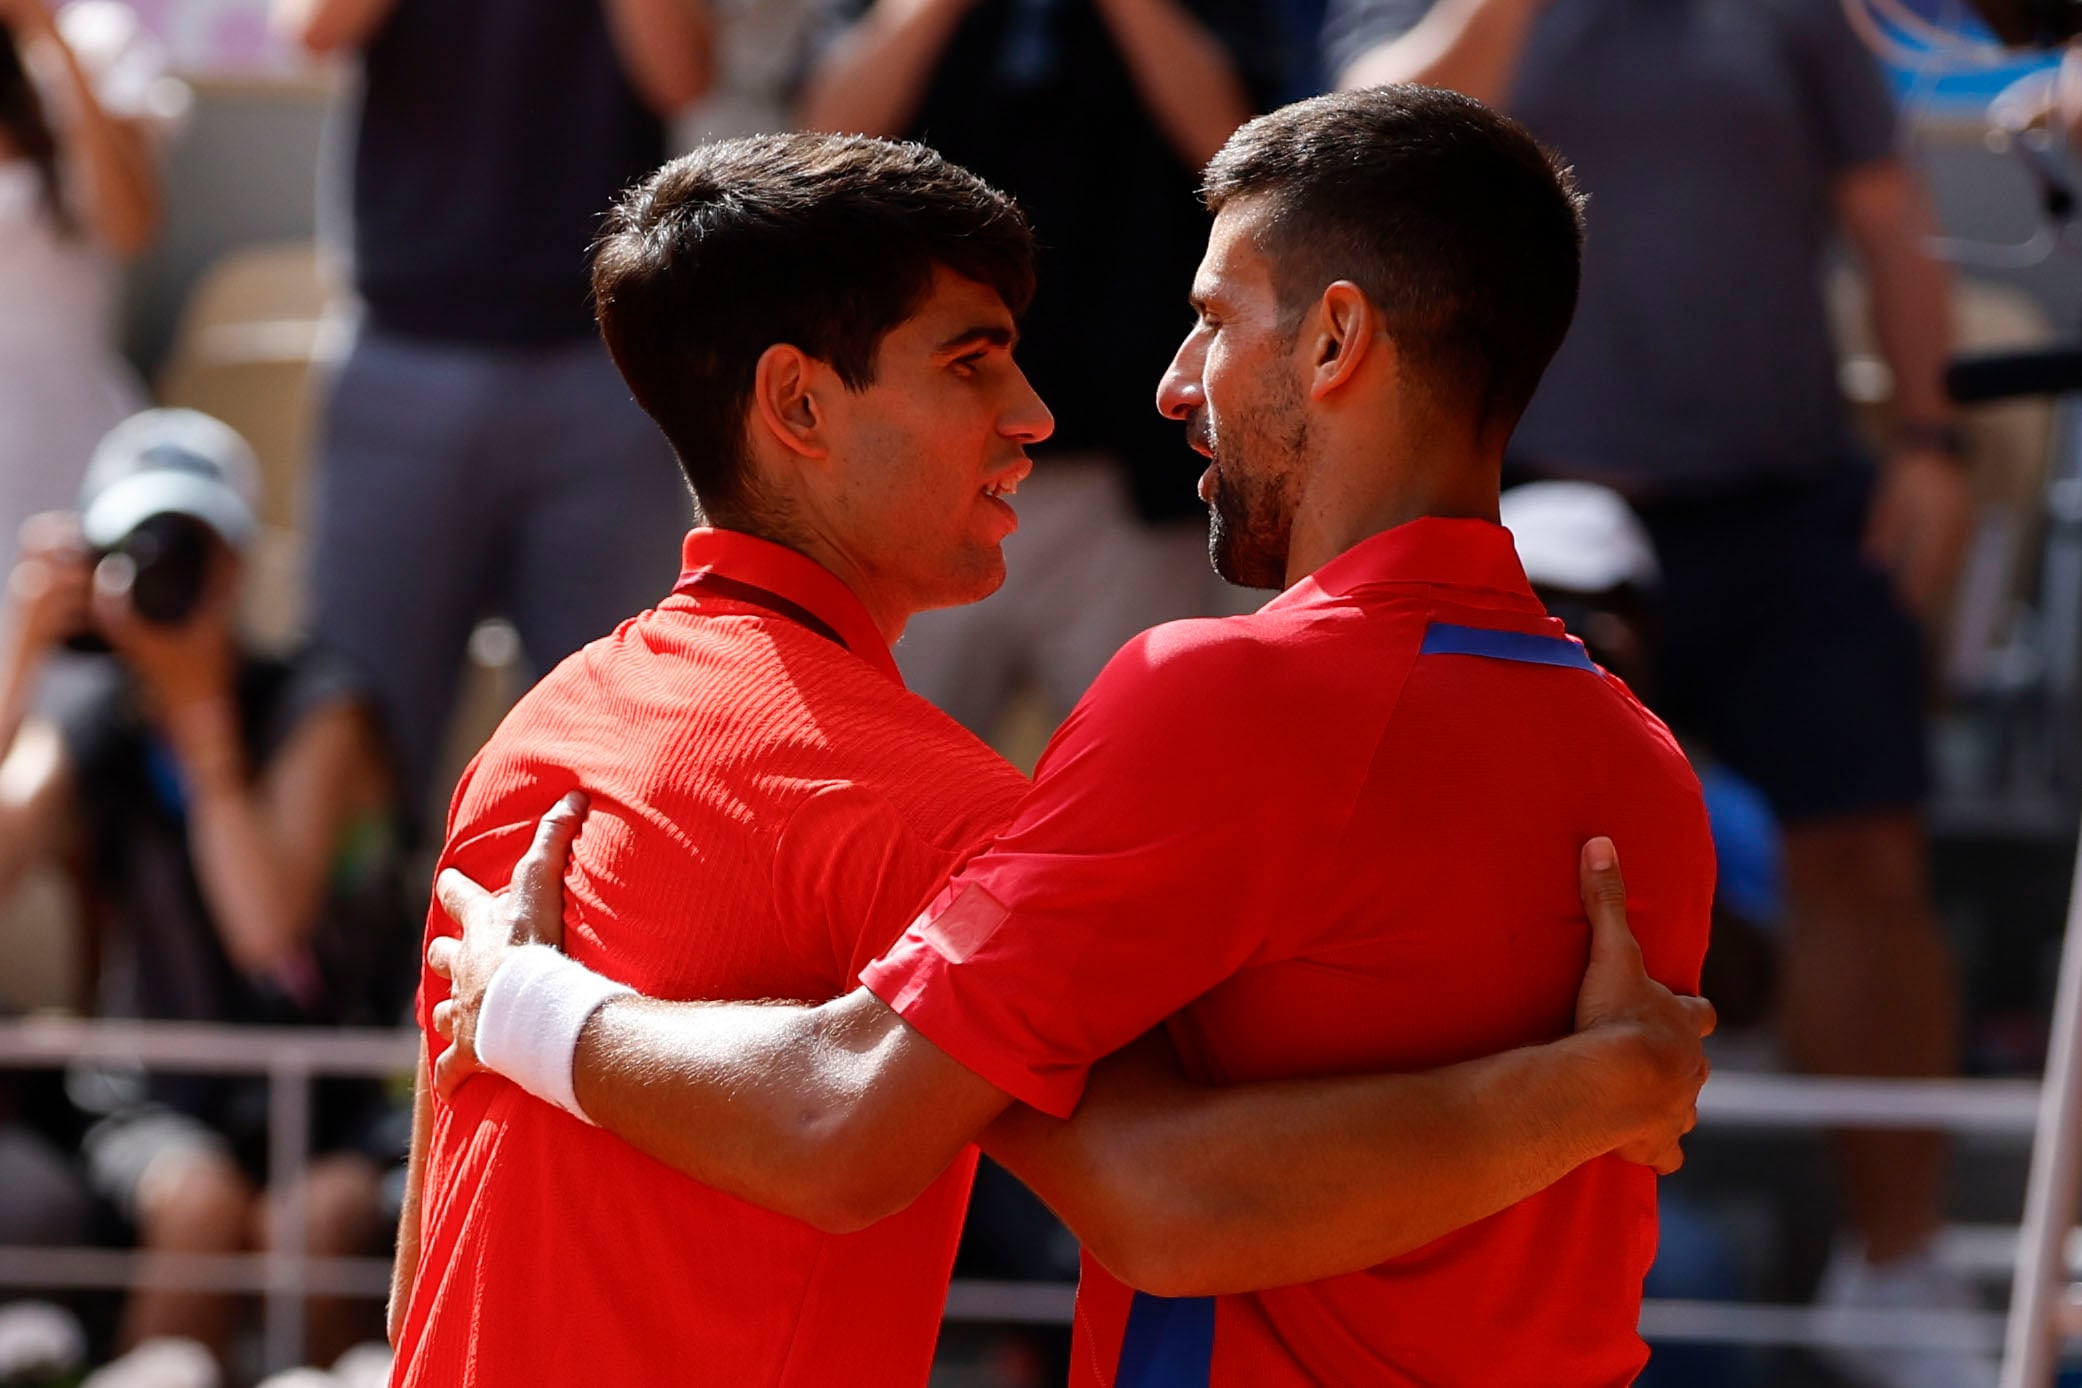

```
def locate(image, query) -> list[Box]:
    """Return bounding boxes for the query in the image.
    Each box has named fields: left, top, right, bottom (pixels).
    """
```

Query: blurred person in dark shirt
left=271, top=0, right=711, bottom=822
left=798, top=0, right=1284, bottom=740
left=0, top=411, right=412, bottom=1371
left=1332, top=7, right=1976, bottom=1385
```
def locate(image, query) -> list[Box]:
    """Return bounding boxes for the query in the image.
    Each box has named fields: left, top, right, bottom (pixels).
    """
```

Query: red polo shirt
left=863, top=517, right=1715, bottom=1387
left=394, top=530, right=1029, bottom=1388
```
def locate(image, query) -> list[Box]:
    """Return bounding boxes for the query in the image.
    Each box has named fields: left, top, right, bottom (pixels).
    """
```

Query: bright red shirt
left=863, top=517, right=1715, bottom=1387
left=393, top=530, right=1029, bottom=1388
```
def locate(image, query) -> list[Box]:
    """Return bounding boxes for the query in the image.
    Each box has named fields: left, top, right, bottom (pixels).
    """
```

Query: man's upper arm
left=859, top=626, right=1338, bottom=1118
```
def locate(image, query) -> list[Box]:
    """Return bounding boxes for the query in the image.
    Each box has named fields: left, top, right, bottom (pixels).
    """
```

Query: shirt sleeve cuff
left=861, top=929, right=1088, bottom=1120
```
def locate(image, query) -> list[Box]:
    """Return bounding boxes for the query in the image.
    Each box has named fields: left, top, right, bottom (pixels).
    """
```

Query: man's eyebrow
left=934, top=323, right=1017, bottom=355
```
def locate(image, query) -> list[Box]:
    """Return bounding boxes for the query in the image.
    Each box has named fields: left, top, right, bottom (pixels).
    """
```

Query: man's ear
left=751, top=344, right=828, bottom=459
left=1306, top=281, right=1380, bottom=401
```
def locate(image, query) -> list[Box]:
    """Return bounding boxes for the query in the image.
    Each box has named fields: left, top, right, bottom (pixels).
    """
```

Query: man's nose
left=1156, top=334, right=1205, bottom=422
left=1003, top=368, right=1055, bottom=444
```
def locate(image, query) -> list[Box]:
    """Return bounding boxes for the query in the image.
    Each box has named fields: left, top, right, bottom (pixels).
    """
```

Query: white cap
left=1500, top=480, right=1660, bottom=594
left=79, top=408, right=260, bottom=551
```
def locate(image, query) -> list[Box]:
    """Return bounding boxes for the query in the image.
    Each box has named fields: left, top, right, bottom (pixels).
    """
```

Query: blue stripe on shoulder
left=1419, top=621, right=1601, bottom=674
left=1118, top=1292, right=1216, bottom=1387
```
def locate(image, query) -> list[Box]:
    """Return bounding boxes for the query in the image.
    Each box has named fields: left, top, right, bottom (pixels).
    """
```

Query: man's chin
left=1209, top=517, right=1283, bottom=591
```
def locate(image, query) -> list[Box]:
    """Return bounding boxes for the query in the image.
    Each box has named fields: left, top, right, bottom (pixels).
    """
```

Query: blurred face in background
left=814, top=267, right=1053, bottom=619
left=1158, top=198, right=1311, bottom=591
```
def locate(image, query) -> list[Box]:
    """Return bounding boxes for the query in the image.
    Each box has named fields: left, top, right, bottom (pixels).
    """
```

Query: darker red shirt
left=394, top=530, right=1029, bottom=1388
left=864, top=517, right=1715, bottom=1387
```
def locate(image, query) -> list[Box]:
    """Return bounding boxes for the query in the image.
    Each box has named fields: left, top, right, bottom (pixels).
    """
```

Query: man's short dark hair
left=1201, top=85, right=1586, bottom=432
left=592, top=133, right=1037, bottom=518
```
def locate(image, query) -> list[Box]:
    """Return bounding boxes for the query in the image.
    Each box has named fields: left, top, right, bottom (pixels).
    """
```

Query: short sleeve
left=860, top=624, right=1352, bottom=1118
left=772, top=781, right=995, bottom=988
left=1320, top=0, right=1433, bottom=89
left=1777, top=0, right=1896, bottom=173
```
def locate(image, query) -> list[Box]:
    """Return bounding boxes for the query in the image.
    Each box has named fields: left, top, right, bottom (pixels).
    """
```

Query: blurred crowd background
left=0, top=0, right=2077, bottom=1384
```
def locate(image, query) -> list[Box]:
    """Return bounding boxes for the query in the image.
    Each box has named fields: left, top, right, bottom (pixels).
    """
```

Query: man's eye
left=953, top=353, right=987, bottom=373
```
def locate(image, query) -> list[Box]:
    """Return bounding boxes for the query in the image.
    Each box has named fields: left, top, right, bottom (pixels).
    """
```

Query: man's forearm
left=388, top=1046, right=433, bottom=1348
left=796, top=0, right=971, bottom=136
left=602, top=0, right=712, bottom=117
left=988, top=1028, right=1657, bottom=1297
left=569, top=987, right=1008, bottom=1232
left=1843, top=162, right=1956, bottom=432
left=1335, top=0, right=1543, bottom=104
left=1092, top=0, right=1253, bottom=166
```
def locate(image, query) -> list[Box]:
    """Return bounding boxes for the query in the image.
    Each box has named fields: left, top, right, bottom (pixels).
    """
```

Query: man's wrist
left=1892, top=419, right=1968, bottom=465
left=474, top=945, right=634, bottom=1124
left=1568, top=1023, right=1663, bottom=1151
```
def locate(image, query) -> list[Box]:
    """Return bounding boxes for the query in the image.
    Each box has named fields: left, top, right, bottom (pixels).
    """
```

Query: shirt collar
left=1279, top=516, right=1540, bottom=608
left=674, top=528, right=904, bottom=686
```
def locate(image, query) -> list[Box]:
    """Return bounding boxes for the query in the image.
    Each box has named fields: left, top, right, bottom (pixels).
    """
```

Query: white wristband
left=474, top=945, right=634, bottom=1125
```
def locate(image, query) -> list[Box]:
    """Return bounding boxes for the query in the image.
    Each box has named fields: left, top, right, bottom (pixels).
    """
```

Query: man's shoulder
left=1101, top=599, right=1426, bottom=703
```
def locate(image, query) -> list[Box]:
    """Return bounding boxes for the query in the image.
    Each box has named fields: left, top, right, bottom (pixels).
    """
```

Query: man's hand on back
left=1571, top=837, right=1715, bottom=1173
left=427, top=791, right=587, bottom=1095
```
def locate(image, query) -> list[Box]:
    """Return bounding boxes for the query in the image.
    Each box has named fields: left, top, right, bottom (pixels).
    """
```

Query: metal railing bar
left=0, top=1248, right=391, bottom=1298
left=0, top=1021, right=415, bottom=1075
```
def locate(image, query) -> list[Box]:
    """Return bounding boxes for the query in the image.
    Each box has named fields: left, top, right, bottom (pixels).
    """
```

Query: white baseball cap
left=1500, top=481, right=1660, bottom=594
left=79, top=408, right=260, bottom=551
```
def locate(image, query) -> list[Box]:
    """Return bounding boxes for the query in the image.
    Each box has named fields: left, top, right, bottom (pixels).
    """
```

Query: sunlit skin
left=1156, top=200, right=1312, bottom=590
left=1158, top=196, right=1502, bottom=591
left=756, top=267, right=1054, bottom=644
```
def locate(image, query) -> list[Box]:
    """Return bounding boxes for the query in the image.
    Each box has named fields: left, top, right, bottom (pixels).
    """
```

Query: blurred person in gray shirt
left=273, top=0, right=710, bottom=824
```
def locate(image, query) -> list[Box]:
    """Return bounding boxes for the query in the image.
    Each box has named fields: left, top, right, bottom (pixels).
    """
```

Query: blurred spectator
left=0, top=0, right=180, bottom=573
left=674, top=0, right=818, bottom=140
left=271, top=0, right=710, bottom=818
left=798, top=0, right=1283, bottom=738
left=0, top=411, right=413, bottom=1371
left=1333, top=8, right=1980, bottom=1386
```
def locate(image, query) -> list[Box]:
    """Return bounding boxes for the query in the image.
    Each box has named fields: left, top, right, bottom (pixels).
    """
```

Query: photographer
left=0, top=409, right=412, bottom=1373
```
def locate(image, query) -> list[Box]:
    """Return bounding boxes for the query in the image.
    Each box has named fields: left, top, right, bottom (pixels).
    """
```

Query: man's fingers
left=1578, top=837, right=1643, bottom=971
left=431, top=999, right=455, bottom=1041
left=1682, top=995, right=1719, bottom=1039
left=435, top=868, right=491, bottom=929
left=432, top=1044, right=462, bottom=1099
left=431, top=1043, right=480, bottom=1101
left=427, top=935, right=458, bottom=981
left=513, top=791, right=587, bottom=936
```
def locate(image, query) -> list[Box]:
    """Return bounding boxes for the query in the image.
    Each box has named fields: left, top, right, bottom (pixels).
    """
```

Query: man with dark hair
left=429, top=91, right=1716, bottom=1385
left=1331, top=8, right=1977, bottom=1384
left=798, top=0, right=1281, bottom=740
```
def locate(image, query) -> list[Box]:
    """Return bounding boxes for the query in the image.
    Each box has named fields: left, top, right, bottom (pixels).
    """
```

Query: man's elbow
left=1080, top=1215, right=1228, bottom=1299
left=775, top=1112, right=935, bottom=1235
left=786, top=1160, right=923, bottom=1235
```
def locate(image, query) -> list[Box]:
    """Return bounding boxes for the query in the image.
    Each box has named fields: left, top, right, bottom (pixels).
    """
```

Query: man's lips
left=982, top=456, right=1033, bottom=499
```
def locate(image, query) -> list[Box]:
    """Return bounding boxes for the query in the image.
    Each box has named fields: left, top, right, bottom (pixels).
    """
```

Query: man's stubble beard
left=1206, top=384, right=1309, bottom=591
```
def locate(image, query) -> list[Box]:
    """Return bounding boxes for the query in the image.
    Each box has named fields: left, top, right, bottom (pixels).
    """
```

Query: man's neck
left=1282, top=432, right=1502, bottom=587
left=709, top=514, right=912, bottom=649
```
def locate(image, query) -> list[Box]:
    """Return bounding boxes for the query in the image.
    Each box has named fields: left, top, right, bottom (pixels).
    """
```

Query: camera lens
left=117, top=514, right=214, bottom=626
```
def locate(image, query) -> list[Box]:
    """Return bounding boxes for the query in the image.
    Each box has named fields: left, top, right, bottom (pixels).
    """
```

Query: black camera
left=1969, top=0, right=2082, bottom=46
left=62, top=512, right=220, bottom=654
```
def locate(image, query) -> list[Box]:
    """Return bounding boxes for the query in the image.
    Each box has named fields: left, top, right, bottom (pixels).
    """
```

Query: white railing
left=0, top=1019, right=2055, bottom=1372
